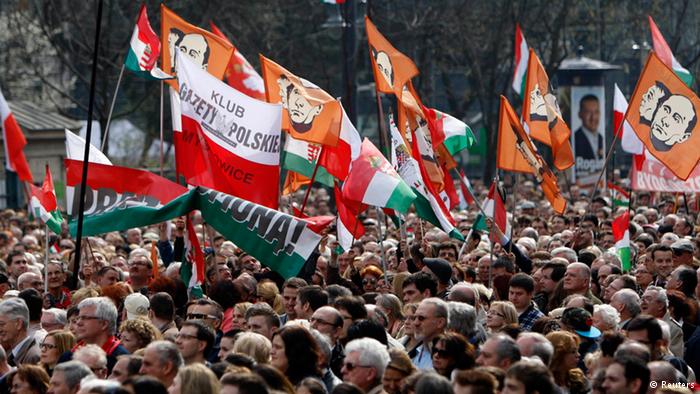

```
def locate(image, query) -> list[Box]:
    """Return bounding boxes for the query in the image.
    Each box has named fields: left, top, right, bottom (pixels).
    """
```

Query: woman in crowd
left=397, top=303, right=420, bottom=358
left=546, top=331, right=589, bottom=394
left=270, top=325, right=322, bottom=386
left=167, top=363, right=220, bottom=394
left=486, top=301, right=518, bottom=334
left=257, top=280, right=284, bottom=314
left=8, top=365, right=50, bottom=394
left=39, top=330, right=76, bottom=375
left=431, top=332, right=475, bottom=379
left=230, top=302, right=253, bottom=332
left=119, top=317, right=162, bottom=354
left=375, top=293, right=404, bottom=338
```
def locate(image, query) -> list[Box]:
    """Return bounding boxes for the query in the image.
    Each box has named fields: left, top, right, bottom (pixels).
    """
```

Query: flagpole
left=159, top=80, right=165, bottom=177
left=44, top=224, right=49, bottom=294
left=588, top=117, right=625, bottom=212
left=375, top=206, right=389, bottom=284
left=101, top=64, right=125, bottom=152
left=72, top=0, right=103, bottom=291
left=508, top=173, right=517, bottom=254
left=299, top=147, right=324, bottom=215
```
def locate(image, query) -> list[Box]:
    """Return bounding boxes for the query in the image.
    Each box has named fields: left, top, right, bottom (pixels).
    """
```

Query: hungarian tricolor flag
left=160, top=5, right=234, bottom=89
left=365, top=16, right=419, bottom=99
left=473, top=181, right=510, bottom=241
left=608, top=182, right=630, bottom=209
left=614, top=84, right=646, bottom=170
left=65, top=160, right=322, bottom=279
left=282, top=136, right=334, bottom=192
left=343, top=138, right=416, bottom=213
left=260, top=55, right=342, bottom=147
left=182, top=212, right=205, bottom=298
left=512, top=23, right=529, bottom=98
left=175, top=54, right=283, bottom=208
left=124, top=4, right=172, bottom=80
left=29, top=164, right=62, bottom=234
left=497, top=96, right=567, bottom=214
left=458, top=169, right=476, bottom=206
left=318, top=106, right=363, bottom=181
left=612, top=210, right=631, bottom=272
left=389, top=116, right=462, bottom=240
left=521, top=49, right=574, bottom=171
left=0, top=87, right=32, bottom=182
left=334, top=184, right=365, bottom=252
left=625, top=52, right=700, bottom=180
left=649, top=15, right=693, bottom=87
left=209, top=22, right=266, bottom=101
left=426, top=108, right=475, bottom=157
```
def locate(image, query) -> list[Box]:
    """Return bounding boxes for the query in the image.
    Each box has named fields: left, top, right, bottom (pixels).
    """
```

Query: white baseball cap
left=124, top=293, right=150, bottom=320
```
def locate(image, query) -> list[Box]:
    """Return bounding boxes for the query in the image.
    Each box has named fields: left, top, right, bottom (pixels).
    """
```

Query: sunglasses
left=187, top=313, right=218, bottom=320
left=342, top=362, right=371, bottom=371
left=433, top=349, right=450, bottom=358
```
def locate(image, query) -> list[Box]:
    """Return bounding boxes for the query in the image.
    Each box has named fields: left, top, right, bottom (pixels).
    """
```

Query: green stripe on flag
left=386, top=181, right=416, bottom=213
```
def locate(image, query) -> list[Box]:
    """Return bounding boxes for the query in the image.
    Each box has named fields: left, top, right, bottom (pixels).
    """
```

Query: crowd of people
left=0, top=177, right=699, bottom=394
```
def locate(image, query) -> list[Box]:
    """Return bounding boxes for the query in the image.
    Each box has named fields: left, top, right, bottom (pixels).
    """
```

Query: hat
left=124, top=293, right=150, bottom=320
left=423, top=258, right=453, bottom=284
left=561, top=307, right=601, bottom=339
left=671, top=239, right=695, bottom=253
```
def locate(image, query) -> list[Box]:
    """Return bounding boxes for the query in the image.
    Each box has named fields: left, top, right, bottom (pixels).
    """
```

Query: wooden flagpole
left=375, top=206, right=389, bottom=283
left=44, top=224, right=49, bottom=294
left=299, top=146, right=324, bottom=215
left=72, top=0, right=104, bottom=290
left=588, top=112, right=625, bottom=212
left=101, top=64, right=125, bottom=152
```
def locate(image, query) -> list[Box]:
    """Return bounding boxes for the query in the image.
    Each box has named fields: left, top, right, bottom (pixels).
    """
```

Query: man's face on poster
left=278, top=76, right=323, bottom=132
left=374, top=50, right=394, bottom=89
left=529, top=84, right=547, bottom=120
left=579, top=98, right=600, bottom=132
left=169, top=30, right=209, bottom=71
left=640, top=84, right=666, bottom=123
left=650, top=94, right=695, bottom=151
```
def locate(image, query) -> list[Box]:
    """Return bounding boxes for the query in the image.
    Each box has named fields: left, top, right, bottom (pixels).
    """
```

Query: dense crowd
left=0, top=177, right=699, bottom=394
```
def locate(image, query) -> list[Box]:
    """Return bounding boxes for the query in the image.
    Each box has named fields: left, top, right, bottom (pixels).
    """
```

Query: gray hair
left=551, top=247, right=577, bottom=263
left=165, top=262, right=181, bottom=278
left=420, top=297, right=449, bottom=321
left=309, top=329, right=332, bottom=367
left=648, top=361, right=683, bottom=384
left=446, top=301, right=476, bottom=338
left=613, top=289, right=641, bottom=317
left=645, top=286, right=669, bottom=309
left=415, top=372, right=452, bottom=394
left=78, top=297, right=118, bottom=334
left=53, top=360, right=95, bottom=389
left=345, top=338, right=390, bottom=379
left=0, top=344, right=6, bottom=362
left=0, top=298, right=29, bottom=329
left=147, top=340, right=184, bottom=370
left=375, top=294, right=404, bottom=321
left=73, top=344, right=107, bottom=370
left=78, top=378, right=121, bottom=393
left=593, top=304, right=620, bottom=328
left=491, top=334, right=521, bottom=364
left=517, top=332, right=553, bottom=366
left=44, top=308, right=68, bottom=326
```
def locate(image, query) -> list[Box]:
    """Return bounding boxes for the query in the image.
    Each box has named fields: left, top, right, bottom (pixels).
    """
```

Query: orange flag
left=365, top=16, right=419, bottom=98
left=498, top=96, right=567, bottom=214
left=625, top=52, right=700, bottom=180
left=160, top=5, right=234, bottom=88
left=260, top=55, right=342, bottom=147
left=282, top=171, right=310, bottom=195
left=521, top=49, right=574, bottom=171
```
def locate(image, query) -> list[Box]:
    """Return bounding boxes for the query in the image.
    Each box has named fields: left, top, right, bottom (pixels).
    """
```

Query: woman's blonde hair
left=232, top=331, right=272, bottom=363
left=234, top=302, right=253, bottom=317
left=489, top=301, right=519, bottom=326
left=546, top=331, right=581, bottom=387
left=177, top=364, right=220, bottom=394
left=257, top=281, right=284, bottom=314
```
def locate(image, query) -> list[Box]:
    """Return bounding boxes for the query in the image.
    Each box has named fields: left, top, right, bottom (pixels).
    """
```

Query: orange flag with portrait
left=498, top=96, right=567, bottom=214
left=160, top=5, right=233, bottom=89
left=521, top=49, right=574, bottom=171
left=260, top=55, right=341, bottom=147
left=365, top=16, right=419, bottom=98
left=625, top=51, right=700, bottom=180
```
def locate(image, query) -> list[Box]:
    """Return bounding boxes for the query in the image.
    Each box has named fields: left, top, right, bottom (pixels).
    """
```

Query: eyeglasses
left=40, top=343, right=57, bottom=350
left=673, top=249, right=690, bottom=256
left=310, top=317, right=339, bottom=327
left=130, top=261, right=151, bottom=268
left=187, top=313, right=219, bottom=320
left=433, top=348, right=450, bottom=358
left=362, top=278, right=377, bottom=285
left=342, top=362, right=372, bottom=371
left=487, top=311, right=505, bottom=318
